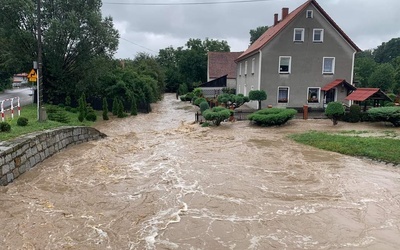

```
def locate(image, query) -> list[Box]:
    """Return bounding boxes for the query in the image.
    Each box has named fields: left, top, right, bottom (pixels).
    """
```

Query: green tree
left=0, top=0, right=119, bottom=101
left=249, top=90, right=267, bottom=110
left=373, top=38, right=400, bottom=63
left=130, top=96, right=138, bottom=116
left=354, top=57, right=377, bottom=87
left=249, top=26, right=269, bottom=45
left=202, top=107, right=231, bottom=126
left=368, top=63, right=395, bottom=92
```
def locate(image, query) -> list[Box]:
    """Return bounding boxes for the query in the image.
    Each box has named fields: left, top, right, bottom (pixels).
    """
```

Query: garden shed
left=199, top=75, right=227, bottom=98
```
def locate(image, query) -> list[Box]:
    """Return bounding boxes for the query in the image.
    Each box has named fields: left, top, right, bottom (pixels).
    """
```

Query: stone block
left=0, top=176, right=7, bottom=186
left=9, top=161, right=15, bottom=171
left=14, top=157, right=21, bottom=168
left=13, top=168, right=20, bottom=178
left=6, top=173, right=13, bottom=183
left=2, top=164, right=10, bottom=175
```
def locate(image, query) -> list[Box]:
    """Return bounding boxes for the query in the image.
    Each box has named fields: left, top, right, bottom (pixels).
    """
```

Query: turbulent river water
left=1, top=94, right=400, bottom=250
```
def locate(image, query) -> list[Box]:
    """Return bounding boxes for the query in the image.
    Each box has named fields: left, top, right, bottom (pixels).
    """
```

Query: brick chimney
left=274, top=13, right=279, bottom=26
left=282, top=7, right=289, bottom=20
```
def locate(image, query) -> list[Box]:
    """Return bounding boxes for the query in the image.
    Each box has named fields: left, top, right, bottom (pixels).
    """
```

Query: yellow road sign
left=28, top=69, right=37, bottom=81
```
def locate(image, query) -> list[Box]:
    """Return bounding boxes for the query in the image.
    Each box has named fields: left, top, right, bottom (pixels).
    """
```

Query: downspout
left=349, top=51, right=356, bottom=107
left=258, top=50, right=262, bottom=109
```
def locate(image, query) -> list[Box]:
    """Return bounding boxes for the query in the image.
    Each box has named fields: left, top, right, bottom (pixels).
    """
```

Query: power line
left=103, top=0, right=275, bottom=6
left=120, top=37, right=158, bottom=53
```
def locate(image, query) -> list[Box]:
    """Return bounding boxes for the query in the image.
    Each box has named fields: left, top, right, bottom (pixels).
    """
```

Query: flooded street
left=1, top=93, right=400, bottom=249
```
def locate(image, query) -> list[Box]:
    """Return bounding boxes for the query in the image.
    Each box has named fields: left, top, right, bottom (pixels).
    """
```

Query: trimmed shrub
left=248, top=108, right=297, bottom=127
left=86, top=112, right=97, bottom=122
left=130, top=96, right=138, bottom=116
left=367, top=107, right=400, bottom=127
left=202, top=107, right=231, bottom=126
left=0, top=122, right=11, bottom=132
left=249, top=90, right=267, bottom=110
left=47, top=109, right=70, bottom=123
left=194, top=97, right=207, bottom=106
left=199, top=101, right=210, bottom=114
left=112, top=97, right=119, bottom=115
left=117, top=99, right=126, bottom=118
left=325, top=102, right=345, bottom=125
left=17, top=117, right=28, bottom=126
left=346, top=104, right=361, bottom=123
left=102, top=97, right=109, bottom=120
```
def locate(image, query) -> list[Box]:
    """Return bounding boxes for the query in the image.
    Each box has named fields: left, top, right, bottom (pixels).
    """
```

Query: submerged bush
left=248, top=108, right=297, bottom=126
left=325, top=102, right=345, bottom=125
left=342, top=104, right=361, bottom=123
left=202, top=107, right=231, bottom=126
left=194, top=97, right=207, bottom=106
left=367, top=106, right=400, bottom=127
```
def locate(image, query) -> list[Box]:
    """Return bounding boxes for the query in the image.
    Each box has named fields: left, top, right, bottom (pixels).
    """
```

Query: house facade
left=235, top=0, right=360, bottom=109
left=208, top=52, right=243, bottom=89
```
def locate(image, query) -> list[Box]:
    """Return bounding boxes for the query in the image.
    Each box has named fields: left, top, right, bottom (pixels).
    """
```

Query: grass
left=289, top=131, right=400, bottom=165
left=0, top=104, right=98, bottom=141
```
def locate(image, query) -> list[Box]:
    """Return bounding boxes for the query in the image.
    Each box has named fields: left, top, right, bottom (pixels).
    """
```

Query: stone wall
left=0, top=127, right=106, bottom=186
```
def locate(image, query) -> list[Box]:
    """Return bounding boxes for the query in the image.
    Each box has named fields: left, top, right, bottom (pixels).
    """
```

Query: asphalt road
left=0, top=87, right=34, bottom=110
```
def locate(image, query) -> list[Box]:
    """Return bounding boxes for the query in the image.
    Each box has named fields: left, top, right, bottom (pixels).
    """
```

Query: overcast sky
left=101, top=0, right=400, bottom=59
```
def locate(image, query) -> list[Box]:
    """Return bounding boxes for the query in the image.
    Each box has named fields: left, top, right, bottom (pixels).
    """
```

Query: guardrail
left=1, top=97, right=21, bottom=122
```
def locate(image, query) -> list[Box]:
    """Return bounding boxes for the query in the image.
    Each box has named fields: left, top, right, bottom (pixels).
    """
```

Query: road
left=0, top=87, right=34, bottom=110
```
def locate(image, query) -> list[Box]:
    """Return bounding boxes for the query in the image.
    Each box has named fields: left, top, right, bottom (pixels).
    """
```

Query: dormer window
left=306, top=10, right=313, bottom=18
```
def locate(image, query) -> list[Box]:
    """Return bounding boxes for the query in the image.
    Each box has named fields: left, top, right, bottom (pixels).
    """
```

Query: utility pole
left=37, top=0, right=44, bottom=121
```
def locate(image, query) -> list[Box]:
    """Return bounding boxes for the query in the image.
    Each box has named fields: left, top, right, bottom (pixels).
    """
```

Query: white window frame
left=293, top=28, right=304, bottom=42
left=313, top=29, right=324, bottom=43
left=277, top=86, right=290, bottom=104
left=279, top=56, right=291, bottom=74
left=239, top=63, right=242, bottom=76
left=307, top=87, right=321, bottom=103
left=245, top=61, right=248, bottom=75
left=251, top=58, right=255, bottom=74
left=322, top=57, right=335, bottom=74
left=306, top=10, right=313, bottom=18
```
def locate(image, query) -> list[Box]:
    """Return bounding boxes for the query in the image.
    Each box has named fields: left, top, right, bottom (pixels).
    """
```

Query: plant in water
left=102, top=97, right=109, bottom=120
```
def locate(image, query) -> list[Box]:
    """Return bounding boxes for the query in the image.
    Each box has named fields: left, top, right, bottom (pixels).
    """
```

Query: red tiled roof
left=236, top=0, right=360, bottom=61
left=208, top=52, right=243, bottom=79
left=321, top=79, right=356, bottom=91
left=345, top=88, right=380, bottom=101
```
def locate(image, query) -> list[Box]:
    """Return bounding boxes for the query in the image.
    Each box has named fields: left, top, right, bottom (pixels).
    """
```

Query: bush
left=202, top=107, right=231, bottom=126
left=343, top=104, right=361, bottom=123
left=112, top=97, right=119, bottom=115
left=65, top=106, right=72, bottom=112
left=0, top=122, right=11, bottom=132
left=194, top=97, right=207, bottom=106
left=17, top=117, right=28, bottom=126
left=102, top=97, right=109, bottom=120
left=199, top=101, right=210, bottom=114
left=248, top=108, right=297, bottom=126
left=70, top=108, right=78, bottom=113
left=325, top=102, right=345, bottom=125
left=117, top=99, right=126, bottom=118
left=130, top=96, right=137, bottom=116
left=367, top=106, right=400, bottom=127
left=65, top=96, right=71, bottom=106
left=86, top=112, right=97, bottom=122
left=48, top=109, right=70, bottom=123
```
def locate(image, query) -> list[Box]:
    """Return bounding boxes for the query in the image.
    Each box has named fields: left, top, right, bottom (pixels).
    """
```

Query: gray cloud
left=101, top=0, right=400, bottom=58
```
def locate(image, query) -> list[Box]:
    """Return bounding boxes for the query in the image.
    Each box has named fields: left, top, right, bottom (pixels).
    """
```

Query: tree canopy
left=249, top=26, right=269, bottom=45
left=158, top=38, right=230, bottom=93
left=0, top=0, right=119, bottom=102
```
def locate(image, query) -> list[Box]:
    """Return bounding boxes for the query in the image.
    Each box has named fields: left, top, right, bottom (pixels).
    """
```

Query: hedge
left=248, top=108, right=297, bottom=126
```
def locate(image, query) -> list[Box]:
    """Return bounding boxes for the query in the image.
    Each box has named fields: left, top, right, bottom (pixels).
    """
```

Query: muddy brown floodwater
left=1, top=94, right=400, bottom=250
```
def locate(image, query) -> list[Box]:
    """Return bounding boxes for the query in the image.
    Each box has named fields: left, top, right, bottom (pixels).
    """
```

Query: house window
left=323, top=57, right=335, bottom=74
left=293, top=28, right=304, bottom=42
left=279, top=56, right=291, bottom=73
left=239, top=63, right=242, bottom=76
left=245, top=61, right=248, bottom=75
left=313, top=29, right=324, bottom=42
left=251, top=58, right=255, bottom=74
left=278, top=87, right=289, bottom=103
left=306, top=10, right=313, bottom=18
left=307, top=87, right=320, bottom=103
